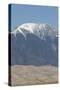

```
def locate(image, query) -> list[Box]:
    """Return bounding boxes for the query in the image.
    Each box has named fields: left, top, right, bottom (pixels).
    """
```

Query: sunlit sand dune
left=11, top=65, right=58, bottom=86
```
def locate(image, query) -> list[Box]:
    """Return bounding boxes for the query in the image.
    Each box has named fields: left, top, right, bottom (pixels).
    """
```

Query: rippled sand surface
left=10, top=65, right=58, bottom=86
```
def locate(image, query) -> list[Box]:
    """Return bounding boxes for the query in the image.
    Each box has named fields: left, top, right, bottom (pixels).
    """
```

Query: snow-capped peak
left=11, top=23, right=57, bottom=40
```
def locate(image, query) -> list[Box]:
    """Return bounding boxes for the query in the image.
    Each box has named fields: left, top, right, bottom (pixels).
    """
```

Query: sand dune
left=11, top=65, right=58, bottom=86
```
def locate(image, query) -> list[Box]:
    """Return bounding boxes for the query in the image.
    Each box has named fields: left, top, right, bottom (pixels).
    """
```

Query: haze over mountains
left=9, top=23, right=58, bottom=66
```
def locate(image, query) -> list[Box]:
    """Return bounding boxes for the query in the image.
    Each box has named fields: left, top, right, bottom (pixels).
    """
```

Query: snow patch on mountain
left=11, top=23, right=57, bottom=40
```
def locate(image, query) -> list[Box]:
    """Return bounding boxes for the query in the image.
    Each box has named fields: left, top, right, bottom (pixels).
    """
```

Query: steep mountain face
left=10, top=23, right=58, bottom=66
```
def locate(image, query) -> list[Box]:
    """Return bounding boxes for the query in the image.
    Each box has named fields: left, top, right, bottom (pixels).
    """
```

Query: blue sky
left=10, top=4, right=58, bottom=31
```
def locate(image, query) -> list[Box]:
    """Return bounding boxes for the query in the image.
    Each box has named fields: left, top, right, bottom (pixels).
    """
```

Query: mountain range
left=9, top=23, right=58, bottom=66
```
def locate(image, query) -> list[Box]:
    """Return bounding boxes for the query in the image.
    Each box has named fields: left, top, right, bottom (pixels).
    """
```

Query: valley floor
left=10, top=65, right=58, bottom=86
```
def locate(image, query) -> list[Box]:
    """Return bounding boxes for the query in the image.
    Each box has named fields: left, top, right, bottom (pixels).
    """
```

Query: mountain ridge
left=10, top=23, right=57, bottom=40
